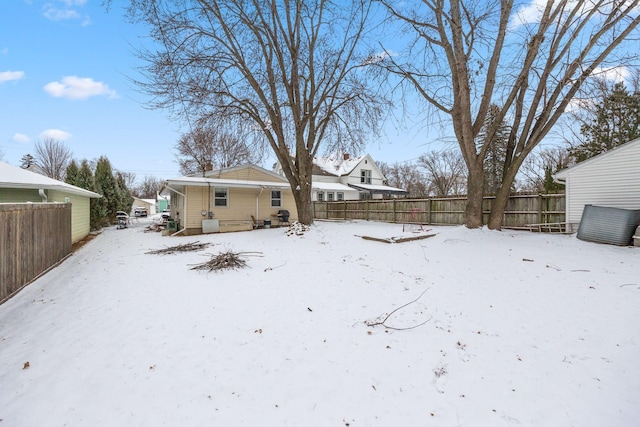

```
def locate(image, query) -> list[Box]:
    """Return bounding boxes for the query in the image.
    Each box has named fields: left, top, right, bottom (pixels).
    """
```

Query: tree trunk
left=293, top=180, right=314, bottom=225
left=487, top=161, right=521, bottom=230
left=464, top=161, right=485, bottom=228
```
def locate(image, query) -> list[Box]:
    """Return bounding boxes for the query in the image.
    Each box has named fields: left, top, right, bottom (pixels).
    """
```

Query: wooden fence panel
left=1, top=203, right=71, bottom=303
left=314, top=194, right=566, bottom=229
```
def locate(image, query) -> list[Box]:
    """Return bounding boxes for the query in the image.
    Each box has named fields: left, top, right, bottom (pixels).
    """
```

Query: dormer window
left=361, top=169, right=372, bottom=184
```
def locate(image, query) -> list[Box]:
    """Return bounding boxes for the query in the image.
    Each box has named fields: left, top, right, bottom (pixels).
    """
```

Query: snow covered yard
left=0, top=219, right=639, bottom=426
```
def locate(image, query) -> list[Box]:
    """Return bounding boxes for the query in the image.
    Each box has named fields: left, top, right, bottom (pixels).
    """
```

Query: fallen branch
left=366, top=288, right=431, bottom=330
left=146, top=241, right=210, bottom=255
left=357, top=234, right=436, bottom=244
left=190, top=250, right=263, bottom=272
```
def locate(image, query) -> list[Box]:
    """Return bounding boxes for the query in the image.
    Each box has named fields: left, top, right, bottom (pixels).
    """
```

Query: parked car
left=134, top=206, right=148, bottom=217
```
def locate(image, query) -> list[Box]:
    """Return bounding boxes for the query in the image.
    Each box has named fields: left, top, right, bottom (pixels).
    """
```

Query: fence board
left=314, top=194, right=565, bottom=228
left=1, top=203, right=71, bottom=303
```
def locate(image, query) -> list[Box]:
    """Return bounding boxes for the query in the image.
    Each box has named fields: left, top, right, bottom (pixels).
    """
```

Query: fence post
left=537, top=194, right=543, bottom=224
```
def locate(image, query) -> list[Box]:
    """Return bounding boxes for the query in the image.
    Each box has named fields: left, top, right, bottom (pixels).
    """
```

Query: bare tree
left=120, top=0, right=388, bottom=224
left=518, top=146, right=572, bottom=193
left=380, top=0, right=640, bottom=229
left=379, top=161, right=429, bottom=198
left=418, top=150, right=467, bottom=196
left=133, top=176, right=166, bottom=199
left=34, top=138, right=72, bottom=180
left=176, top=122, right=261, bottom=176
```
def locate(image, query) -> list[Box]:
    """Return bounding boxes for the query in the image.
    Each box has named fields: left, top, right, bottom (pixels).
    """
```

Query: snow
left=1, top=218, right=639, bottom=426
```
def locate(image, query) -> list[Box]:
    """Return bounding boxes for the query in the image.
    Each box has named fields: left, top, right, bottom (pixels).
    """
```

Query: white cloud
left=43, top=0, right=89, bottom=23
left=39, top=129, right=72, bottom=141
left=0, top=70, right=25, bottom=84
left=12, top=133, right=30, bottom=144
left=509, top=0, right=547, bottom=28
left=43, top=7, right=81, bottom=21
left=591, top=66, right=631, bottom=83
left=43, top=76, right=118, bottom=100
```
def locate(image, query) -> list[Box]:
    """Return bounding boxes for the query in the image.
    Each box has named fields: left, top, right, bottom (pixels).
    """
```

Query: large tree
left=34, top=138, right=72, bottom=180
left=381, top=0, right=640, bottom=229
left=570, top=81, right=640, bottom=162
left=175, top=123, right=262, bottom=176
left=121, top=0, right=387, bottom=224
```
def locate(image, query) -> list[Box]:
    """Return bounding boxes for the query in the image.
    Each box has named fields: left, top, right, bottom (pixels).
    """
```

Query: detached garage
left=554, top=137, right=640, bottom=231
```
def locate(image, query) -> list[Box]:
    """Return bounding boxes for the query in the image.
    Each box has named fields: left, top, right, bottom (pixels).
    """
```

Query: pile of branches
left=190, top=250, right=262, bottom=272
left=146, top=241, right=210, bottom=255
left=144, top=223, right=164, bottom=233
left=286, top=221, right=310, bottom=236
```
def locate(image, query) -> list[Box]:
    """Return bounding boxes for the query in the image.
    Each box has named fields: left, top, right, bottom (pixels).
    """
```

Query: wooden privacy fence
left=314, top=194, right=565, bottom=228
left=1, top=203, right=72, bottom=303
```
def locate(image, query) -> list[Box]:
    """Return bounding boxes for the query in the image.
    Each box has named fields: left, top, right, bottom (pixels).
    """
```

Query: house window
left=327, top=192, right=334, bottom=202
left=271, top=190, right=282, bottom=207
left=214, top=188, right=228, bottom=207
left=317, top=192, right=324, bottom=201
left=337, top=192, right=344, bottom=201
left=359, top=192, right=371, bottom=200
left=361, top=169, right=372, bottom=184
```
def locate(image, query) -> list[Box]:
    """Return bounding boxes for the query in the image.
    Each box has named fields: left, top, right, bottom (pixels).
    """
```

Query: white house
left=554, top=137, right=640, bottom=228
left=275, top=153, right=407, bottom=201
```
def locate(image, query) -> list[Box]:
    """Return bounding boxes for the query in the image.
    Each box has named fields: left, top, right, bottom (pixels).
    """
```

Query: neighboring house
left=156, top=193, right=170, bottom=213
left=0, top=161, right=102, bottom=243
left=554, top=137, right=640, bottom=228
left=132, top=197, right=156, bottom=216
left=275, top=153, right=408, bottom=201
left=160, top=164, right=297, bottom=235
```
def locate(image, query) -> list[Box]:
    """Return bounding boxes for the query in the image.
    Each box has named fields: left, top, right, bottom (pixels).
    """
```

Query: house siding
left=182, top=185, right=297, bottom=233
left=562, top=140, right=640, bottom=224
left=48, top=190, right=91, bottom=244
left=214, top=167, right=285, bottom=183
left=0, top=188, right=42, bottom=203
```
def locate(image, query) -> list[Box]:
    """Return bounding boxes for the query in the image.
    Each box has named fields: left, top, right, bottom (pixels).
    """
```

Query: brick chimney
left=343, top=153, right=350, bottom=160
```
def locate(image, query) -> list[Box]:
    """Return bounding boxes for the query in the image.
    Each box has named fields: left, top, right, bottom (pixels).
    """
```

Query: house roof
left=0, top=161, right=102, bottom=198
left=554, top=137, right=640, bottom=181
left=312, top=182, right=355, bottom=192
left=161, top=176, right=291, bottom=195
left=313, top=154, right=365, bottom=177
left=348, top=183, right=409, bottom=195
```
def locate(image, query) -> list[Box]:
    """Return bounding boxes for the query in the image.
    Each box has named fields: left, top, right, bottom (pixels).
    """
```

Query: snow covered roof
left=313, top=154, right=364, bottom=176
left=162, top=176, right=291, bottom=195
left=348, top=183, right=408, bottom=195
left=0, top=161, right=101, bottom=198
left=312, top=182, right=356, bottom=192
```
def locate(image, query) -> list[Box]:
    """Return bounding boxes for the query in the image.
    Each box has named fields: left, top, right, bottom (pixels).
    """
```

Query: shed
left=554, top=137, right=640, bottom=230
left=0, top=161, right=102, bottom=243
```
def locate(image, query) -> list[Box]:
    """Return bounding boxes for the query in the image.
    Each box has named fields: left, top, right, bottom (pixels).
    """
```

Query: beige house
left=0, top=161, right=102, bottom=243
left=160, top=164, right=297, bottom=235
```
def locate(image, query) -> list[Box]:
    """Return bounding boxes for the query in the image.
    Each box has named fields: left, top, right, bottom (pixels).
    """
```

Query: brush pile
left=145, top=241, right=210, bottom=255
left=190, top=250, right=262, bottom=272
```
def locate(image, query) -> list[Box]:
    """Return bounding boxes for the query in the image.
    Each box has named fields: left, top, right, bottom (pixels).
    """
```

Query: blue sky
left=0, top=1, right=192, bottom=180
left=0, top=0, right=435, bottom=182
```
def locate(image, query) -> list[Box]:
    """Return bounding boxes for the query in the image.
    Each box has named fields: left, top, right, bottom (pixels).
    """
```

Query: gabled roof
left=0, top=161, right=101, bottom=198
left=554, top=137, right=640, bottom=181
left=161, top=163, right=291, bottom=196
left=313, top=154, right=365, bottom=177
left=202, top=163, right=287, bottom=181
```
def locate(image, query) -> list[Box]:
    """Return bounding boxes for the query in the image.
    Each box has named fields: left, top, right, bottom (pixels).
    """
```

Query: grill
left=277, top=210, right=290, bottom=224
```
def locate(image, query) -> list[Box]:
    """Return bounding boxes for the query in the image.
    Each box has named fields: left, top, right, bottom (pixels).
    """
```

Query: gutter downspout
left=39, top=188, right=47, bottom=202
left=255, top=187, right=264, bottom=220
left=164, top=185, right=187, bottom=231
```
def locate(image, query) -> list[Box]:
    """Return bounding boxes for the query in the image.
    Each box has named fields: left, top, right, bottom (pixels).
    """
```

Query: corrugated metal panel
left=577, top=205, right=640, bottom=246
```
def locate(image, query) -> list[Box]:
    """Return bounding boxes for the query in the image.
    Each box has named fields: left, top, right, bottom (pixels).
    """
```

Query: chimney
left=205, top=162, right=213, bottom=171
left=343, top=153, right=350, bottom=160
